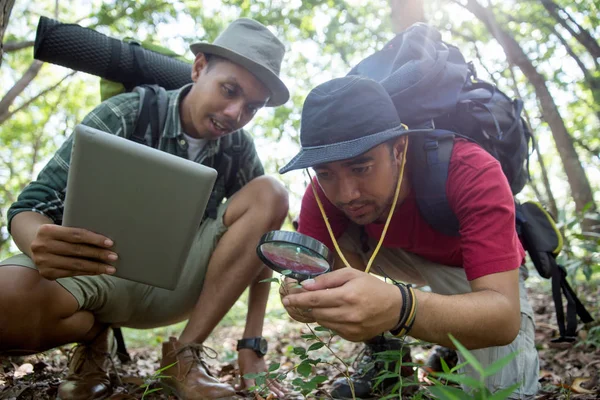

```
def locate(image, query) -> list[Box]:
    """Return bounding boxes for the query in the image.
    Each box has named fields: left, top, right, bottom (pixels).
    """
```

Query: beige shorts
left=339, top=225, right=540, bottom=399
left=0, top=201, right=230, bottom=329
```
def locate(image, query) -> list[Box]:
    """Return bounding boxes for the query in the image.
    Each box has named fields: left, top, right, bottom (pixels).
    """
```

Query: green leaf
left=432, top=372, right=482, bottom=389
left=268, top=362, right=280, bottom=372
left=281, top=269, right=292, bottom=276
left=440, top=357, right=451, bottom=373
left=155, top=361, right=177, bottom=374
left=259, top=277, right=280, bottom=284
left=297, top=362, right=312, bottom=377
left=243, top=372, right=266, bottom=380
left=310, top=375, right=328, bottom=384
left=291, top=377, right=305, bottom=386
left=293, top=347, right=306, bottom=356
left=428, top=385, right=472, bottom=400
left=301, top=334, right=318, bottom=340
left=487, top=383, right=521, bottom=400
left=308, top=342, right=325, bottom=351
left=482, top=351, right=519, bottom=378
left=449, top=334, right=483, bottom=376
left=451, top=361, right=470, bottom=373
left=314, top=326, right=332, bottom=332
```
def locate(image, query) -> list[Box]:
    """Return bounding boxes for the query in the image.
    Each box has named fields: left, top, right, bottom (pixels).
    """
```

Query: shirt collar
left=163, top=83, right=193, bottom=139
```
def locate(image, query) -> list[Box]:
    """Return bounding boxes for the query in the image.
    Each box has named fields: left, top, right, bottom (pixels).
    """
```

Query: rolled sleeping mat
left=34, top=16, right=192, bottom=90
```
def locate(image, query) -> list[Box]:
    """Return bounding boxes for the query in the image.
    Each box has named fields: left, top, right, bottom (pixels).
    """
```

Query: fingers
left=238, top=375, right=286, bottom=399
left=35, top=254, right=116, bottom=280
left=286, top=306, right=316, bottom=323
left=266, top=377, right=286, bottom=398
left=38, top=239, right=118, bottom=263
left=280, top=277, right=304, bottom=296
left=282, top=285, right=345, bottom=310
left=31, top=224, right=117, bottom=280
left=300, top=268, right=360, bottom=291
left=37, top=224, right=113, bottom=247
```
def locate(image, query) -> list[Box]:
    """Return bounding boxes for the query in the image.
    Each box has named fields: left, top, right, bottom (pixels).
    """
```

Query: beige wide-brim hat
left=190, top=18, right=290, bottom=107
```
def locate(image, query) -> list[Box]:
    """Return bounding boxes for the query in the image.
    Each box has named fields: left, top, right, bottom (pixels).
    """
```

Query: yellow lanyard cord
left=306, top=136, right=409, bottom=274
left=307, top=170, right=353, bottom=269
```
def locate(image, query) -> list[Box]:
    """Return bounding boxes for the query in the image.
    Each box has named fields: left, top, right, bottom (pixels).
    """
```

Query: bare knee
left=226, top=176, right=289, bottom=227
left=0, top=266, right=78, bottom=352
left=252, top=175, right=289, bottom=220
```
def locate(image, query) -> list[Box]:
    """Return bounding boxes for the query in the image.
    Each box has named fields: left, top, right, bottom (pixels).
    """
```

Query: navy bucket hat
left=279, top=76, right=420, bottom=174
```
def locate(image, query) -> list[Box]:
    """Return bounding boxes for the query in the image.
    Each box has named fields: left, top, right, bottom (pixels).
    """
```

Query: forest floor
left=1, top=279, right=598, bottom=399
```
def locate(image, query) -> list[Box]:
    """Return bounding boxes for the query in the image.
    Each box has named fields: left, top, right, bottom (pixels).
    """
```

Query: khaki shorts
left=339, top=225, right=540, bottom=399
left=0, top=201, right=230, bottom=329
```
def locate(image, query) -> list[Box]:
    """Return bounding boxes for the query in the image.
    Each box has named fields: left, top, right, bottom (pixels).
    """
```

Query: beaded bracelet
left=390, top=283, right=417, bottom=337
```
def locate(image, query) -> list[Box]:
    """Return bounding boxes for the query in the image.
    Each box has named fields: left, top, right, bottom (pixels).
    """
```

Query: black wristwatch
left=236, top=337, right=268, bottom=357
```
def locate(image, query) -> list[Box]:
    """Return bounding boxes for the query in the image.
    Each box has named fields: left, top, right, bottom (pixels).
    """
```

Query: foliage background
left=0, top=0, right=598, bottom=318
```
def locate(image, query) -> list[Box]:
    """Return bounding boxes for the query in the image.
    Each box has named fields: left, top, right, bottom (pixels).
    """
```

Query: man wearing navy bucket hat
left=280, top=76, right=539, bottom=399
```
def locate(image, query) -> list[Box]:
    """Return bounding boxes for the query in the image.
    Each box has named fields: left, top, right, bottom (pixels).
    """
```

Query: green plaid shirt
left=7, top=84, right=264, bottom=232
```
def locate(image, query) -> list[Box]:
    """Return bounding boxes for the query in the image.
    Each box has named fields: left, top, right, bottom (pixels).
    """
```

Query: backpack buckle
left=424, top=140, right=439, bottom=151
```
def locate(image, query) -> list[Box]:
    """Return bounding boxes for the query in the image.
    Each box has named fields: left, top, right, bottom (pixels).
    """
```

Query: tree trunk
left=541, top=0, right=600, bottom=64
left=508, top=65, right=559, bottom=219
left=389, top=0, right=426, bottom=33
left=0, top=0, right=16, bottom=68
left=462, top=0, right=597, bottom=230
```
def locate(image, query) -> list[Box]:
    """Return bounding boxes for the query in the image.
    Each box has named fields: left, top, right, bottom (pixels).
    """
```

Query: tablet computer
left=62, top=124, right=217, bottom=290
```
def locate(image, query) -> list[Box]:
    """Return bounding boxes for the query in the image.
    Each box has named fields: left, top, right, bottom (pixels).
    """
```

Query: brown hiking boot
left=57, top=328, right=114, bottom=400
left=160, top=337, right=238, bottom=400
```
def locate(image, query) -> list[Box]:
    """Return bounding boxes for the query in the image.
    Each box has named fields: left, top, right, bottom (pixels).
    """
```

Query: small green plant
left=139, top=361, right=177, bottom=399
left=252, top=271, right=355, bottom=398
left=371, top=343, right=423, bottom=399
left=245, top=324, right=354, bottom=398
left=427, top=335, right=520, bottom=400
left=576, top=325, right=600, bottom=350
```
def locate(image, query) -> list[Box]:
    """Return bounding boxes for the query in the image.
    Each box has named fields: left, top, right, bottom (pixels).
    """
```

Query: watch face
left=259, top=338, right=268, bottom=355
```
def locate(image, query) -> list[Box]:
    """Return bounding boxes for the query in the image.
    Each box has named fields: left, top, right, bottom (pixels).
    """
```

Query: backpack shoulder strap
left=409, top=129, right=460, bottom=236
left=225, top=130, right=243, bottom=190
left=131, top=84, right=168, bottom=148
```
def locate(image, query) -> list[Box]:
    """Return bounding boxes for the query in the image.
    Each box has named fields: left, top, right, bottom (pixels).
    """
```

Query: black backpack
left=348, top=23, right=530, bottom=236
left=348, top=23, right=592, bottom=340
left=516, top=202, right=593, bottom=341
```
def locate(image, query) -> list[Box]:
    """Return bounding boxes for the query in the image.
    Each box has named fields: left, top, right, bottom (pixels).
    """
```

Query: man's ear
left=191, top=53, right=209, bottom=81
left=392, top=136, right=407, bottom=160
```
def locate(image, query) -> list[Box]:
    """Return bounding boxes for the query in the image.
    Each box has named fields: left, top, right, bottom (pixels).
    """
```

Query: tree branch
left=0, top=60, right=43, bottom=122
left=0, top=68, right=76, bottom=126
left=573, top=137, right=600, bottom=160
left=3, top=40, right=34, bottom=52
left=0, top=0, right=17, bottom=68
left=540, top=0, right=600, bottom=63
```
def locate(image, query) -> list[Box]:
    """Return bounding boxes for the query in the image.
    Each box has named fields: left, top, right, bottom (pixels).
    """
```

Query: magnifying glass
left=256, top=230, right=334, bottom=282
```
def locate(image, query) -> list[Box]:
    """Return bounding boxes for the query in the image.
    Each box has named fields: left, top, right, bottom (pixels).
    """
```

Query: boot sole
left=160, top=380, right=239, bottom=400
left=56, top=393, right=112, bottom=400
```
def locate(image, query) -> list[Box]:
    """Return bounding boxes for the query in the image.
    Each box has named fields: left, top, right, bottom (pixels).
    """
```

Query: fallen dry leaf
left=570, top=377, right=597, bottom=394
left=13, top=363, right=33, bottom=379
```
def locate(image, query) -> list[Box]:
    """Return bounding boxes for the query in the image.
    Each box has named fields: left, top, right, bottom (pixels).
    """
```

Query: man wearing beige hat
left=0, top=18, right=289, bottom=399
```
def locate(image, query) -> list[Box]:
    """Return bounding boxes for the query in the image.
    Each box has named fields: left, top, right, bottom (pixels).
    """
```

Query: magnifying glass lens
left=260, top=242, right=329, bottom=275
left=257, top=231, right=333, bottom=281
